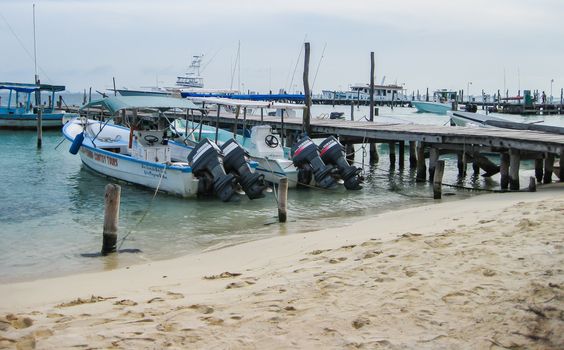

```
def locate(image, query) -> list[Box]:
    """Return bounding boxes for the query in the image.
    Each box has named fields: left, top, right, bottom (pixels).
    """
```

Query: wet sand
left=1, top=184, right=563, bottom=349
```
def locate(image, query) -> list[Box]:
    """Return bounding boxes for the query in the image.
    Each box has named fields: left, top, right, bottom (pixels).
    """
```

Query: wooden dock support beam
left=388, top=141, right=396, bottom=168
left=457, top=152, right=467, bottom=177
left=500, top=153, right=509, bottom=190
left=428, top=147, right=439, bottom=180
left=560, top=150, right=564, bottom=182
left=398, top=141, right=405, bottom=169
left=409, top=141, right=417, bottom=168
left=543, top=153, right=554, bottom=184
left=433, top=160, right=445, bottom=199
left=278, top=177, right=288, bottom=223
left=416, top=142, right=426, bottom=182
left=369, top=143, right=379, bottom=163
left=534, top=156, right=544, bottom=183
left=102, top=183, right=121, bottom=255
left=303, top=42, right=312, bottom=135
left=509, top=149, right=520, bottom=190
left=528, top=177, right=537, bottom=192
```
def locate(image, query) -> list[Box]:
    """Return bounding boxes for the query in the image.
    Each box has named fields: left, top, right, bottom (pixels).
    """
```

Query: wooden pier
left=185, top=111, right=564, bottom=191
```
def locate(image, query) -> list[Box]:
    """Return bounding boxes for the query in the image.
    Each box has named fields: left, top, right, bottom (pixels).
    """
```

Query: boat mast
left=33, top=3, right=38, bottom=84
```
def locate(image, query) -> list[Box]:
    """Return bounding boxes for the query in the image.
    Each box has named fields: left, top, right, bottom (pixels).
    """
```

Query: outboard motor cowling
left=291, top=136, right=336, bottom=189
left=319, top=136, right=363, bottom=190
left=220, top=139, right=267, bottom=200
left=188, top=139, right=238, bottom=202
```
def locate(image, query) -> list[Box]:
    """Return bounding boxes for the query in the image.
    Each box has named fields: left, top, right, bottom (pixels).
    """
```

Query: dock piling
left=428, top=147, right=439, bottom=180
left=278, top=178, right=288, bottom=223
left=409, top=141, right=417, bottom=168
left=388, top=141, right=396, bottom=169
left=102, top=183, right=121, bottom=255
left=416, top=142, right=426, bottom=182
left=500, top=153, right=510, bottom=190
left=433, top=160, right=445, bottom=199
left=457, top=152, right=467, bottom=177
left=369, top=143, right=379, bottom=163
left=560, top=150, right=564, bottom=182
left=509, top=149, right=521, bottom=190
left=535, top=157, right=544, bottom=183
left=398, top=141, right=405, bottom=169
left=528, top=177, right=537, bottom=192
left=543, top=153, right=554, bottom=184
left=303, top=42, right=312, bottom=135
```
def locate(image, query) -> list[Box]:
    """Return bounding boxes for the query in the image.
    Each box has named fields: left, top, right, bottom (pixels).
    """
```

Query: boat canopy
left=0, top=82, right=66, bottom=93
left=181, top=92, right=305, bottom=102
left=186, top=96, right=306, bottom=110
left=80, top=96, right=198, bottom=114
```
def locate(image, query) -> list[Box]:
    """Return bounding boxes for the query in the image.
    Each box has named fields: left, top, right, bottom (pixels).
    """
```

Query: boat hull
left=0, top=112, right=73, bottom=130
left=412, top=101, right=452, bottom=115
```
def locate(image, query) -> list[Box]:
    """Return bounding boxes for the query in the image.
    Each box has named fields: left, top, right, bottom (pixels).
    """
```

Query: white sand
left=1, top=185, right=563, bottom=349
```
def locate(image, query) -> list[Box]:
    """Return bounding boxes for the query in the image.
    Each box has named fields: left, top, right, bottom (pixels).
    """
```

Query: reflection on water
left=1, top=106, right=563, bottom=282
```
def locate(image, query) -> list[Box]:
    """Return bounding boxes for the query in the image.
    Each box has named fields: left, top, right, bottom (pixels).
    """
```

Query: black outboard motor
left=319, top=136, right=363, bottom=190
left=220, top=139, right=267, bottom=200
left=291, top=136, right=336, bottom=189
left=188, top=139, right=238, bottom=202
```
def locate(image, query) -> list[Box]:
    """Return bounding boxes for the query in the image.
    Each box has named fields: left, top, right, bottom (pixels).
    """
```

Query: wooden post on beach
left=398, top=141, right=405, bottom=169
left=543, top=153, right=554, bottom=184
left=388, top=141, right=396, bottom=168
left=500, top=152, right=509, bottom=190
left=509, top=149, right=520, bottom=190
left=433, top=160, right=445, bottom=199
left=303, top=42, right=312, bottom=135
left=535, top=156, right=544, bottom=183
left=416, top=142, right=426, bottom=182
left=409, top=141, right=417, bottom=168
left=278, top=177, right=288, bottom=223
left=428, top=147, right=439, bottom=180
left=102, top=183, right=121, bottom=255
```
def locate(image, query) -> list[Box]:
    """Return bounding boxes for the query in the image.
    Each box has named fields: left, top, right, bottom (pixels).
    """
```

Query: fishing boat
left=0, top=82, right=77, bottom=129
left=412, top=89, right=458, bottom=114
left=63, top=96, right=266, bottom=201
left=174, top=97, right=364, bottom=190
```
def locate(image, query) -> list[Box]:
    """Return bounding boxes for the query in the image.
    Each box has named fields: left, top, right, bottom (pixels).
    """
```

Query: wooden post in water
left=543, top=153, right=554, bottom=184
left=398, top=141, right=405, bottom=169
left=409, top=141, right=417, bottom=168
left=345, top=143, right=355, bottom=164
left=457, top=152, right=467, bottom=177
left=534, top=156, right=544, bottom=182
left=433, top=160, right=445, bottom=199
left=388, top=141, right=396, bottom=169
left=500, top=152, right=509, bottom=190
left=278, top=177, right=288, bottom=223
left=528, top=177, right=537, bottom=192
left=428, top=147, right=439, bottom=180
left=34, top=76, right=43, bottom=149
left=368, top=51, right=378, bottom=163
left=102, top=183, right=121, bottom=255
left=509, top=149, right=520, bottom=190
left=416, top=141, right=426, bottom=182
left=303, top=42, right=312, bottom=135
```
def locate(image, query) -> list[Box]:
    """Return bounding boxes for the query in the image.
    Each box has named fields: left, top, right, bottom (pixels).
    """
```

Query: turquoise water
left=1, top=103, right=562, bottom=283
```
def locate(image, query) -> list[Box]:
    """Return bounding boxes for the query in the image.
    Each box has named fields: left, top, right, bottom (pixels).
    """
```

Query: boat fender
left=69, top=131, right=85, bottom=155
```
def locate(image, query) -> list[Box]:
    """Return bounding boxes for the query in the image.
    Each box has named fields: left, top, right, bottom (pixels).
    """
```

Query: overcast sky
left=1, top=0, right=563, bottom=96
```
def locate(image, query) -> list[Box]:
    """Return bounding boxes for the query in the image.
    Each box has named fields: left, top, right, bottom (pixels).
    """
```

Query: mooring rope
left=117, top=163, right=167, bottom=249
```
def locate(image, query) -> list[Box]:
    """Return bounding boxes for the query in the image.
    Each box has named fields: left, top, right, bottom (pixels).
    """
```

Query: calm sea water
left=1, top=96, right=563, bottom=282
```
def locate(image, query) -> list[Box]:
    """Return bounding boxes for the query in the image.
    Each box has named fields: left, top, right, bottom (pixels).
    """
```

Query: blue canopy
left=181, top=92, right=305, bottom=102
left=80, top=95, right=199, bottom=114
left=0, top=82, right=66, bottom=93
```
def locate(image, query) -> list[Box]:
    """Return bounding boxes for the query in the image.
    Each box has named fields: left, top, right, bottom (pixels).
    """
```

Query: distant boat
left=412, top=89, right=458, bottom=114
left=321, top=83, right=408, bottom=103
left=176, top=55, right=205, bottom=89
left=449, top=110, right=564, bottom=135
left=0, top=82, right=77, bottom=129
left=411, top=101, right=452, bottom=114
left=63, top=96, right=266, bottom=201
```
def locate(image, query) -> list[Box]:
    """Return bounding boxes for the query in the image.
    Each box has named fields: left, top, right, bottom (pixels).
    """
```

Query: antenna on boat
left=32, top=3, right=38, bottom=83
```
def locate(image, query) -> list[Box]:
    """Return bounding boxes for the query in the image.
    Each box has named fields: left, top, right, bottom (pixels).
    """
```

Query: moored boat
left=0, top=82, right=77, bottom=129
left=411, top=101, right=452, bottom=115
left=63, top=96, right=266, bottom=201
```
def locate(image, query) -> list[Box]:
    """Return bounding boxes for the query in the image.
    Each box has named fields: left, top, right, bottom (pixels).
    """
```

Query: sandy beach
left=1, top=184, right=563, bottom=349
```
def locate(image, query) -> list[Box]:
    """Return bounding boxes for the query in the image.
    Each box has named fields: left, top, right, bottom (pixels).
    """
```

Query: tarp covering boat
left=0, top=82, right=66, bottom=93
left=80, top=96, right=198, bottom=114
left=185, top=96, right=306, bottom=110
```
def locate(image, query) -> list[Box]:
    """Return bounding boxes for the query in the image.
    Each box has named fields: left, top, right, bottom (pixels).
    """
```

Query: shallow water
left=1, top=102, right=562, bottom=283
